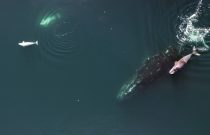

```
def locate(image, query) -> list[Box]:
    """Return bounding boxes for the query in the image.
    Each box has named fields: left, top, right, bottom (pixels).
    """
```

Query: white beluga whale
left=18, top=40, right=38, bottom=47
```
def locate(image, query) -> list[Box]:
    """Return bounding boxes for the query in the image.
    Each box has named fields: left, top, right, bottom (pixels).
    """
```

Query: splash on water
left=177, top=0, right=210, bottom=51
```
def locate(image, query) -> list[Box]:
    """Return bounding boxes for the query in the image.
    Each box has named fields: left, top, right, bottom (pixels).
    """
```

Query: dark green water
left=0, top=0, right=210, bottom=134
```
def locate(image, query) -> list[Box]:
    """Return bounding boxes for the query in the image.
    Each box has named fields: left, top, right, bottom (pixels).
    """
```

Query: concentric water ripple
left=36, top=7, right=82, bottom=63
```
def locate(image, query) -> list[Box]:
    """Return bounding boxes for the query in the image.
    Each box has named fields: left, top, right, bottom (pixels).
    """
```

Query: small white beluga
left=18, top=40, right=38, bottom=47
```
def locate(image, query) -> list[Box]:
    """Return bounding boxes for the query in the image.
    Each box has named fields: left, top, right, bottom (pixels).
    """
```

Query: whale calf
left=169, top=46, right=200, bottom=74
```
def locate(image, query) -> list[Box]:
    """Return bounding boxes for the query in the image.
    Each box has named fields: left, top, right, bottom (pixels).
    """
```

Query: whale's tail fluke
left=192, top=46, right=200, bottom=56
left=35, top=40, right=38, bottom=45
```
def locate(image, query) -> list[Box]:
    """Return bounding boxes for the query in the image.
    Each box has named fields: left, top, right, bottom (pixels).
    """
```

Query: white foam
left=176, top=0, right=210, bottom=50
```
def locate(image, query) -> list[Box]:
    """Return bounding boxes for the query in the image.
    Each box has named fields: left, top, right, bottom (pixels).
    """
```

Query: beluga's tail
left=192, top=46, right=200, bottom=56
left=35, top=40, right=38, bottom=45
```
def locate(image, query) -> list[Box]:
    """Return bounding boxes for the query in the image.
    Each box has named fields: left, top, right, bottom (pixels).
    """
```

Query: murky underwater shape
left=40, top=12, right=61, bottom=27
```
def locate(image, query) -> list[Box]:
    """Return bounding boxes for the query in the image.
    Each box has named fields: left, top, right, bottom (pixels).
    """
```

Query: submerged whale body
left=117, top=46, right=181, bottom=101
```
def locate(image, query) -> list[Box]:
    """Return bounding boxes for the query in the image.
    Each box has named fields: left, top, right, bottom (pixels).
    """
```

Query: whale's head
left=117, top=73, right=140, bottom=101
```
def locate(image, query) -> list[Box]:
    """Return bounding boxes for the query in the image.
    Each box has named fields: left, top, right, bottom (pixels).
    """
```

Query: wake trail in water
left=177, top=0, right=210, bottom=52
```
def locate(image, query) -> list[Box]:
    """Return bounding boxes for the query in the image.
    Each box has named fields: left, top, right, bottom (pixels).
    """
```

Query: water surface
left=0, top=0, right=210, bottom=134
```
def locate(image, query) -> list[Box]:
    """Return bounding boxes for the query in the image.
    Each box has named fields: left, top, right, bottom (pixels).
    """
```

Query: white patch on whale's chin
left=117, top=74, right=138, bottom=101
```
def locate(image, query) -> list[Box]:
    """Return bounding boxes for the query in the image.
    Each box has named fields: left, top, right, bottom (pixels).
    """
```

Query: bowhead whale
left=117, top=46, right=181, bottom=101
